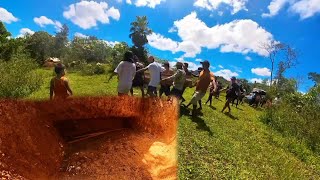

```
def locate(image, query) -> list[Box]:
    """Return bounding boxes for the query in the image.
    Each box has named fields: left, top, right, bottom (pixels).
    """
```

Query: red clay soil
left=58, top=129, right=156, bottom=179
left=0, top=96, right=178, bottom=180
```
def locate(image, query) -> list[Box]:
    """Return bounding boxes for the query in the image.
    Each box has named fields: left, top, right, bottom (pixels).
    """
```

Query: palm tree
left=129, top=16, right=152, bottom=48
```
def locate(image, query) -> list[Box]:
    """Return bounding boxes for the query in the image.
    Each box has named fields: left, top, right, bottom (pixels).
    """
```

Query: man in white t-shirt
left=137, top=56, right=165, bottom=97
left=114, top=51, right=136, bottom=96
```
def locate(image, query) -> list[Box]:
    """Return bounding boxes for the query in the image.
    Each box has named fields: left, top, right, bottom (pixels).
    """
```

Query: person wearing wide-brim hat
left=161, top=62, right=186, bottom=101
left=221, top=76, right=241, bottom=113
left=184, top=60, right=216, bottom=116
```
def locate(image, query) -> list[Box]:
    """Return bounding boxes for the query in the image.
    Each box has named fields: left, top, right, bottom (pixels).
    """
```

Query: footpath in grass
left=28, top=70, right=320, bottom=179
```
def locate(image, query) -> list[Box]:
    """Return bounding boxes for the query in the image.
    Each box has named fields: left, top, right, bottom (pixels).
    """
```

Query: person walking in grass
left=161, top=62, right=186, bottom=101
left=159, top=62, right=174, bottom=98
left=50, top=63, right=73, bottom=100
left=221, top=76, right=241, bottom=113
left=130, top=55, right=145, bottom=97
left=205, top=79, right=216, bottom=106
left=205, top=79, right=222, bottom=106
left=184, top=60, right=216, bottom=116
left=114, top=51, right=136, bottom=96
left=215, top=80, right=223, bottom=99
left=136, top=56, right=165, bottom=97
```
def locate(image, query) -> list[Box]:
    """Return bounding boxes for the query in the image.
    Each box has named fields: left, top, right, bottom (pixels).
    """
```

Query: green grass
left=27, top=69, right=320, bottom=179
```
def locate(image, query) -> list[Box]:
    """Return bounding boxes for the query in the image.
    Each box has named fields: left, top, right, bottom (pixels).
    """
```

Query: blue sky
left=1, top=0, right=320, bottom=92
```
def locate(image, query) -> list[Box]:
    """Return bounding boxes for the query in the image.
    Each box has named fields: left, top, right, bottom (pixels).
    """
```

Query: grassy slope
left=27, top=69, right=320, bottom=179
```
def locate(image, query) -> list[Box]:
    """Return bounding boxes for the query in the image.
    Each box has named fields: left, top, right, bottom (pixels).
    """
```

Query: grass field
left=27, top=69, right=320, bottom=179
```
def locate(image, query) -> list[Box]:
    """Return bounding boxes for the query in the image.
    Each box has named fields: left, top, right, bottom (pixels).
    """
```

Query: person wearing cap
left=50, top=63, right=73, bottom=100
left=159, top=61, right=174, bottom=98
left=222, top=76, right=241, bottom=113
left=114, top=51, right=136, bottom=96
left=136, top=56, right=165, bottom=97
left=185, top=60, right=216, bottom=116
left=161, top=62, right=186, bottom=100
left=130, top=55, right=145, bottom=97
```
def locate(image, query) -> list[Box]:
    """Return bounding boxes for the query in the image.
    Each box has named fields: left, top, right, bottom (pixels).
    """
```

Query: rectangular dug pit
left=53, top=117, right=133, bottom=143
left=0, top=96, right=178, bottom=180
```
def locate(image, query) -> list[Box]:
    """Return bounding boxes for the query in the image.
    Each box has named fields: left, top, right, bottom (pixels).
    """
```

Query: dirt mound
left=0, top=96, right=178, bottom=179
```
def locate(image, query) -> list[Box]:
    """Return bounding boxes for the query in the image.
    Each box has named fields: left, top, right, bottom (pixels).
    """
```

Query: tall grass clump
left=0, top=55, right=44, bottom=98
left=261, top=86, right=320, bottom=154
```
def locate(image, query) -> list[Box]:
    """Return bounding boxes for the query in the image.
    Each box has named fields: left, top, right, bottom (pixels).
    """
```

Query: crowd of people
left=49, top=51, right=244, bottom=116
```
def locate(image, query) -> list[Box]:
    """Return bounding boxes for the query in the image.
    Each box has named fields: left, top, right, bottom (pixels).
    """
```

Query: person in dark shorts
left=159, top=62, right=174, bottom=97
left=161, top=62, right=186, bottom=101
left=215, top=81, right=222, bottom=99
left=205, top=79, right=216, bottom=106
left=136, top=56, right=165, bottom=97
left=222, top=76, right=241, bottom=113
left=181, top=63, right=199, bottom=103
left=130, top=55, right=145, bottom=97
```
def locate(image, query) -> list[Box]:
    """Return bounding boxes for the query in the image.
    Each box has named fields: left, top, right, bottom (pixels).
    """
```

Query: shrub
left=261, top=88, right=320, bottom=154
left=0, top=55, right=44, bottom=98
left=80, top=63, right=106, bottom=76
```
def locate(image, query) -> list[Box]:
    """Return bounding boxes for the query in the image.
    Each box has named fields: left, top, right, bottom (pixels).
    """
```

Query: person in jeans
left=136, top=56, right=165, bottom=97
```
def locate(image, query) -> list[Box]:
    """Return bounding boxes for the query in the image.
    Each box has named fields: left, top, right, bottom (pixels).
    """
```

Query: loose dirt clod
left=0, top=96, right=178, bottom=180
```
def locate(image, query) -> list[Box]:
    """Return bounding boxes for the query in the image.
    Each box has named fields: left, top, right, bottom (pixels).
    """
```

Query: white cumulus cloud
left=0, top=7, right=18, bottom=23
left=34, top=16, right=62, bottom=31
left=218, top=65, right=224, bottom=68
left=195, top=58, right=202, bottom=62
left=194, top=0, right=248, bottom=14
left=172, top=57, right=201, bottom=71
left=263, top=0, right=320, bottom=19
left=134, top=0, right=165, bottom=8
left=17, top=28, right=35, bottom=38
left=63, top=1, right=120, bottom=29
left=215, top=69, right=239, bottom=80
left=245, top=56, right=252, bottom=61
left=74, top=32, right=89, bottom=38
left=262, top=0, right=290, bottom=17
left=251, top=67, right=271, bottom=76
left=102, top=40, right=120, bottom=47
left=149, top=12, right=274, bottom=58
left=290, top=0, right=320, bottom=19
left=147, top=33, right=179, bottom=53
left=249, top=78, right=263, bottom=83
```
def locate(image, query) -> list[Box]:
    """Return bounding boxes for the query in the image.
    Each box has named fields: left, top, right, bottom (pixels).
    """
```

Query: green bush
left=80, top=63, right=106, bottom=76
left=261, top=87, right=320, bottom=154
left=0, top=56, right=44, bottom=98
